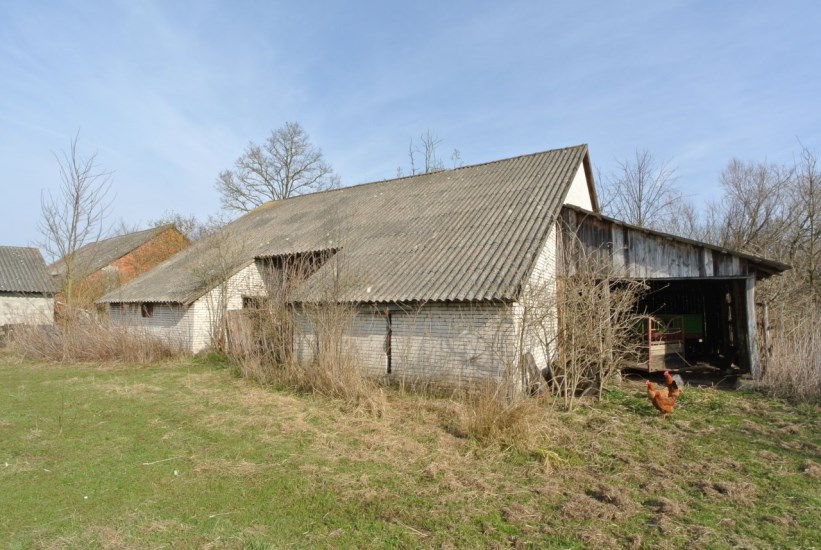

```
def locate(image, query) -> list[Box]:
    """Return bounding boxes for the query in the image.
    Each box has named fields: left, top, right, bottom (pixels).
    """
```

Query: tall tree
left=706, top=158, right=793, bottom=257
left=39, top=132, right=112, bottom=307
left=216, top=122, right=338, bottom=213
left=601, top=149, right=681, bottom=229
left=789, top=145, right=821, bottom=303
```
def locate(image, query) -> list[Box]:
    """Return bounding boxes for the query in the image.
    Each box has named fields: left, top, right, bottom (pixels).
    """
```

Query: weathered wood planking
left=560, top=207, right=758, bottom=279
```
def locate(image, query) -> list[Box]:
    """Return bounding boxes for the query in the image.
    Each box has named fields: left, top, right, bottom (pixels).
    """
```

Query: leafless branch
left=38, top=131, right=113, bottom=307
left=216, top=122, right=338, bottom=212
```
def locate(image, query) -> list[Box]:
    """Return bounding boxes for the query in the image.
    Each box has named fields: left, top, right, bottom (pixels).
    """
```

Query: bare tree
left=398, top=130, right=448, bottom=176
left=789, top=145, right=821, bottom=304
left=665, top=199, right=704, bottom=241
left=706, top=158, right=793, bottom=257
left=216, top=122, right=338, bottom=213
left=148, top=210, right=227, bottom=242
left=39, top=133, right=113, bottom=308
left=602, top=149, right=681, bottom=229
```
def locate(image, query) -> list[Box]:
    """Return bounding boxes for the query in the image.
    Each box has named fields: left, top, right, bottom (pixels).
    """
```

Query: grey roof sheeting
left=0, top=246, right=58, bottom=293
left=48, top=224, right=179, bottom=279
left=98, top=145, right=592, bottom=305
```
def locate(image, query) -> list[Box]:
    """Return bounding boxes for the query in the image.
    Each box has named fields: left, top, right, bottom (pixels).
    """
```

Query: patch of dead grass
left=97, top=383, right=164, bottom=396
left=647, top=495, right=689, bottom=516
left=192, top=459, right=269, bottom=477
left=800, top=459, right=821, bottom=478
left=697, top=480, right=757, bottom=505
left=560, top=489, right=637, bottom=522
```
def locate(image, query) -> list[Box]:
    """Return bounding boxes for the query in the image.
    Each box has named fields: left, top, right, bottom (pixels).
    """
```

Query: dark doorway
left=637, top=278, right=751, bottom=371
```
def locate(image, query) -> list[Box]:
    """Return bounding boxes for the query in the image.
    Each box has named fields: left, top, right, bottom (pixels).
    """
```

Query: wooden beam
left=746, top=275, right=761, bottom=380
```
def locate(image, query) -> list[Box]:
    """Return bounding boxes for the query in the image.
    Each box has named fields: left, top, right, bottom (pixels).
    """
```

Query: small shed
left=0, top=246, right=57, bottom=328
left=560, top=205, right=790, bottom=377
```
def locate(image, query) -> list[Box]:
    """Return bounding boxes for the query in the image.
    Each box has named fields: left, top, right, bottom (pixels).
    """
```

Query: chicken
left=645, top=379, right=677, bottom=416
left=663, top=370, right=681, bottom=399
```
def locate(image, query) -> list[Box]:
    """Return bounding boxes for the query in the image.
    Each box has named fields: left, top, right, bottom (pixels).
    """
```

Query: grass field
left=1, top=354, right=819, bottom=548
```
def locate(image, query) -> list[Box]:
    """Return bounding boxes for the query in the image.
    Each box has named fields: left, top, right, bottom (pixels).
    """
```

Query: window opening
left=141, top=303, right=154, bottom=318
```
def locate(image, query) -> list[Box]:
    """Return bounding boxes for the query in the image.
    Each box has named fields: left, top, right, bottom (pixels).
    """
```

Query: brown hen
left=646, top=379, right=677, bottom=416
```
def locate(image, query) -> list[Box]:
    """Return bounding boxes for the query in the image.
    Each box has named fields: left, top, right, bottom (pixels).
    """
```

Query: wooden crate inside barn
left=639, top=316, right=686, bottom=372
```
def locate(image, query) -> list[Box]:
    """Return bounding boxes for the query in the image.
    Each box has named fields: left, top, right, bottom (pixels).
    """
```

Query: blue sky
left=1, top=0, right=819, bottom=252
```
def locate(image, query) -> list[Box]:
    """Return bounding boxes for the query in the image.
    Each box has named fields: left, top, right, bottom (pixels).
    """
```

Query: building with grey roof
left=0, top=246, right=56, bottom=327
left=98, top=145, right=787, bottom=383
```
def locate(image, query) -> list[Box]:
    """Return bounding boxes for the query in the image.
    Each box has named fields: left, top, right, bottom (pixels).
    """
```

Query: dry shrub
left=539, top=228, right=646, bottom=408
left=233, top=299, right=385, bottom=414
left=10, top=318, right=181, bottom=364
left=277, top=354, right=384, bottom=414
left=763, top=312, right=821, bottom=402
left=456, top=380, right=544, bottom=450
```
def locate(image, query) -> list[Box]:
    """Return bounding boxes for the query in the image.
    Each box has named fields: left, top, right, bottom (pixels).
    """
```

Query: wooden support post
left=746, top=275, right=761, bottom=380
left=761, top=302, right=770, bottom=378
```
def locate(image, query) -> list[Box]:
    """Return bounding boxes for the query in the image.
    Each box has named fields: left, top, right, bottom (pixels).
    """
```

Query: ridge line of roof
left=0, top=245, right=41, bottom=252
left=249, top=144, right=589, bottom=212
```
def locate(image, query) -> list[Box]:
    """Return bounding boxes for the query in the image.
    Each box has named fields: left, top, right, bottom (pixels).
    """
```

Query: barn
left=97, top=145, right=787, bottom=383
left=0, top=246, right=57, bottom=330
left=48, top=224, right=189, bottom=304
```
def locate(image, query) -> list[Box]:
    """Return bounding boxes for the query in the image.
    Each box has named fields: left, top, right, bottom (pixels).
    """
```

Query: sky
left=1, top=0, right=819, bottom=254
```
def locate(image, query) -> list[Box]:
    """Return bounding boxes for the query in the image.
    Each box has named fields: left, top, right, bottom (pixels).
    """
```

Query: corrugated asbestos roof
left=0, top=246, right=58, bottom=293
left=98, top=145, right=589, bottom=305
left=48, top=225, right=178, bottom=279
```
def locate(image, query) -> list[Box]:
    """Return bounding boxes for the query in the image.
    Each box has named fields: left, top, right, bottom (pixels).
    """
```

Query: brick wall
left=293, top=303, right=518, bottom=386
left=109, top=261, right=268, bottom=354
left=110, top=227, right=189, bottom=285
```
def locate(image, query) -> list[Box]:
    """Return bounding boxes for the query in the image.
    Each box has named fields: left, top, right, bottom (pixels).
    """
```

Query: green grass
left=1, top=354, right=819, bottom=549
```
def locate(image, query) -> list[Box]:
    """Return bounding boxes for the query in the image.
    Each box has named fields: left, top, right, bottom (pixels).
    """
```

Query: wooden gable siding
left=561, top=208, right=755, bottom=279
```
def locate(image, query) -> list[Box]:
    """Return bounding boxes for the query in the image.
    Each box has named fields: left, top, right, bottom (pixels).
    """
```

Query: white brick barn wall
left=391, top=304, right=517, bottom=385
left=0, top=293, right=54, bottom=326
left=108, top=261, right=269, bottom=353
left=514, top=223, right=560, bottom=373
left=293, top=302, right=519, bottom=386
left=292, top=306, right=388, bottom=375
left=108, top=303, right=192, bottom=351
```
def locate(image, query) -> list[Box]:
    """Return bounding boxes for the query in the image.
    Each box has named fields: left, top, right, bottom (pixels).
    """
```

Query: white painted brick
left=0, top=293, right=54, bottom=326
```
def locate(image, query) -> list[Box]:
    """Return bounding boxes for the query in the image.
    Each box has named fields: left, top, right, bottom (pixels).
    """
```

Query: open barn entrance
left=635, top=278, right=755, bottom=373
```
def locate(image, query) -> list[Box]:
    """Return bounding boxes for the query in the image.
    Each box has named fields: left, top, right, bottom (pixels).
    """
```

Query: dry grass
left=2, top=358, right=818, bottom=548
left=10, top=318, right=181, bottom=364
left=451, top=380, right=546, bottom=450
left=763, top=313, right=821, bottom=402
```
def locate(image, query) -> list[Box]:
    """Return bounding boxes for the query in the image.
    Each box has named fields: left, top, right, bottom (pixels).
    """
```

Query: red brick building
left=48, top=224, right=189, bottom=305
